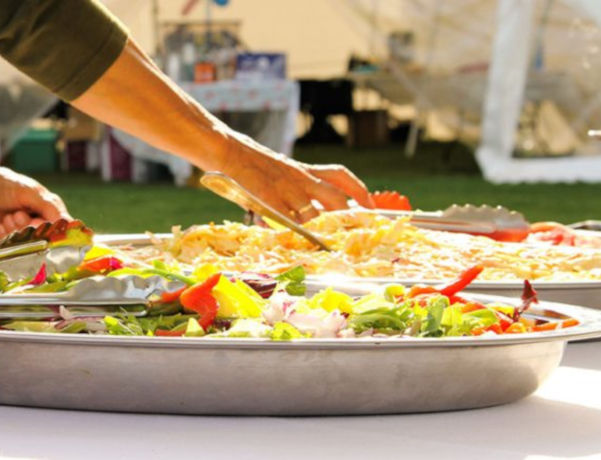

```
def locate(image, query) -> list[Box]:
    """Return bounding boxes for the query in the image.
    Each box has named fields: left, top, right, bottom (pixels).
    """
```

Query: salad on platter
left=0, top=246, right=580, bottom=339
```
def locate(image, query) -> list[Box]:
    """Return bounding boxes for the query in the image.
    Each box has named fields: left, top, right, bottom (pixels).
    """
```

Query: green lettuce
left=220, top=319, right=272, bottom=338
left=270, top=322, right=306, bottom=341
left=276, top=266, right=306, bottom=296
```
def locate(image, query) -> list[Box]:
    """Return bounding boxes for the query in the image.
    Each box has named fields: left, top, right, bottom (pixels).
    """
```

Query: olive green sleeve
left=0, top=0, right=128, bottom=101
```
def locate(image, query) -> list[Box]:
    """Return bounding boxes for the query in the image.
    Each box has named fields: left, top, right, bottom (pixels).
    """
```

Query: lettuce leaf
left=351, top=293, right=395, bottom=314
left=0, top=271, right=8, bottom=292
left=349, top=305, right=412, bottom=334
left=220, top=318, right=272, bottom=338
left=276, top=266, right=306, bottom=296
left=184, top=318, right=205, bottom=337
left=270, top=322, right=306, bottom=341
left=1, top=321, right=60, bottom=333
left=420, top=296, right=448, bottom=337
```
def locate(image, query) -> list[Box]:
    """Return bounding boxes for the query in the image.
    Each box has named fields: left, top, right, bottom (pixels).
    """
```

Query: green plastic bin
left=9, top=128, right=58, bottom=173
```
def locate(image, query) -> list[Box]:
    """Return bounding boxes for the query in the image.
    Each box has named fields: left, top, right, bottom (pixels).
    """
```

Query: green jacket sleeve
left=0, top=0, right=128, bottom=101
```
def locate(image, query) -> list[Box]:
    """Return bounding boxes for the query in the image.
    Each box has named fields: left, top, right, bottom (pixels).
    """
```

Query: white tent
left=478, top=0, right=601, bottom=183
left=3, top=0, right=601, bottom=182
left=337, top=0, right=601, bottom=182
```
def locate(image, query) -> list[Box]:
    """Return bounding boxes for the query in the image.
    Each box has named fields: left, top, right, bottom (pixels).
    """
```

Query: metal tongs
left=375, top=205, right=531, bottom=242
left=0, top=275, right=185, bottom=319
left=0, top=219, right=93, bottom=282
left=200, top=171, right=332, bottom=250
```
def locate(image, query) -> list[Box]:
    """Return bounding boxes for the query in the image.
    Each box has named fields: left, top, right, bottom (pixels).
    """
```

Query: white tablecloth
left=109, top=79, right=299, bottom=185
left=1, top=341, right=601, bottom=460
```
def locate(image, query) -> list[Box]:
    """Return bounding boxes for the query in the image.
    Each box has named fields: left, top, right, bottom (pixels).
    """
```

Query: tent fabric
left=341, top=0, right=601, bottom=181
left=477, top=0, right=601, bottom=183
left=4, top=0, right=601, bottom=182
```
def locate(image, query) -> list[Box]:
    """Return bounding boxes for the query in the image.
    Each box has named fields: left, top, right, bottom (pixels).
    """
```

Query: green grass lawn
left=32, top=142, right=601, bottom=233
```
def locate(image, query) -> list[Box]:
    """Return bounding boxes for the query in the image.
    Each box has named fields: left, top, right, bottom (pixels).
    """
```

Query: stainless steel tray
left=96, top=233, right=601, bottom=309
left=1, top=290, right=601, bottom=416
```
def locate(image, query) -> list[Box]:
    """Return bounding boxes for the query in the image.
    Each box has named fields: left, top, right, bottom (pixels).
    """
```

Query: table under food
left=2, top=209, right=601, bottom=457
left=1, top=340, right=600, bottom=460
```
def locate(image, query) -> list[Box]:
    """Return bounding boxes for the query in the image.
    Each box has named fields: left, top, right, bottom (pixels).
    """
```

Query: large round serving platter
left=1, top=287, right=601, bottom=415
left=95, top=233, right=601, bottom=309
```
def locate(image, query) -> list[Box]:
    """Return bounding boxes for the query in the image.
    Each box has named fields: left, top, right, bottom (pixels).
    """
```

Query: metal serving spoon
left=200, top=172, right=332, bottom=251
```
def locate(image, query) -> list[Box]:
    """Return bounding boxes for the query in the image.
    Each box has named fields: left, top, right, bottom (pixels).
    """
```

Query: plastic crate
left=9, top=128, right=58, bottom=173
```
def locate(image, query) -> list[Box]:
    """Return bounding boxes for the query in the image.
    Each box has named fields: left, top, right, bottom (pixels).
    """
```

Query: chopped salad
left=0, top=247, right=580, bottom=339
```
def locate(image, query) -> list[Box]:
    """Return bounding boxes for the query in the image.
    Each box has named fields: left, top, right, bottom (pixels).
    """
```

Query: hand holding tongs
left=200, top=171, right=332, bottom=251
left=0, top=219, right=93, bottom=282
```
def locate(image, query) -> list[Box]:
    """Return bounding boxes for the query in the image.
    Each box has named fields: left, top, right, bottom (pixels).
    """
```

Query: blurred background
left=2, top=0, right=601, bottom=232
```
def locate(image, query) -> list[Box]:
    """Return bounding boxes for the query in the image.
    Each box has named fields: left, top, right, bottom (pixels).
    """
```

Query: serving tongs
left=0, top=219, right=93, bottom=282
left=200, top=171, right=332, bottom=251
left=378, top=205, right=531, bottom=242
left=0, top=275, right=185, bottom=319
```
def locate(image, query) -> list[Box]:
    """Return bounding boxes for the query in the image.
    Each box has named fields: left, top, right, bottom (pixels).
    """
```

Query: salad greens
left=0, top=251, right=580, bottom=339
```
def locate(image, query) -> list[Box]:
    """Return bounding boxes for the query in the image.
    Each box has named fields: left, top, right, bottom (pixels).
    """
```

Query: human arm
left=72, top=38, right=374, bottom=220
left=1, top=0, right=374, bottom=224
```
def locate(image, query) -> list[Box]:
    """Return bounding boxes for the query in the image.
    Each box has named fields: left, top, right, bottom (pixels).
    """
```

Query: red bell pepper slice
left=561, top=318, right=579, bottom=329
left=471, top=323, right=503, bottom=336
left=155, top=329, right=186, bottom=337
left=406, top=285, right=438, bottom=298
left=180, top=273, right=222, bottom=330
left=439, top=265, right=484, bottom=297
left=160, top=286, right=186, bottom=304
left=532, top=322, right=558, bottom=332
left=79, top=256, right=124, bottom=274
left=30, top=263, right=47, bottom=286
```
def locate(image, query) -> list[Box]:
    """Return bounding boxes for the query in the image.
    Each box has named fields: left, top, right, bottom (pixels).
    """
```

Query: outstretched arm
left=0, top=0, right=373, bottom=229
left=72, top=39, right=374, bottom=220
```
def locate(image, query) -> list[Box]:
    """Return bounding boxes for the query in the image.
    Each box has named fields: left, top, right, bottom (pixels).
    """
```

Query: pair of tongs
left=375, top=205, right=531, bottom=242
left=200, top=171, right=332, bottom=250
left=0, top=219, right=93, bottom=282
left=0, top=275, right=185, bottom=319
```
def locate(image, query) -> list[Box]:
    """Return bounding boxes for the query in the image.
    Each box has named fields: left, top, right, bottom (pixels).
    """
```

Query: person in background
left=0, top=0, right=374, bottom=237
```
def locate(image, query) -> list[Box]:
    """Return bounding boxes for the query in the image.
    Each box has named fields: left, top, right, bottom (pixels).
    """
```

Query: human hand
left=0, top=168, right=72, bottom=238
left=219, top=141, right=374, bottom=223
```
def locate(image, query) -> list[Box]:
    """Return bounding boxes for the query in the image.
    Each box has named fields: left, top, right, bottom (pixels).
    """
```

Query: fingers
left=0, top=211, right=37, bottom=238
left=20, top=189, right=72, bottom=222
left=283, top=192, right=319, bottom=223
left=13, top=210, right=30, bottom=227
left=306, top=164, right=375, bottom=209
left=2, top=213, right=17, bottom=234
left=307, top=179, right=349, bottom=212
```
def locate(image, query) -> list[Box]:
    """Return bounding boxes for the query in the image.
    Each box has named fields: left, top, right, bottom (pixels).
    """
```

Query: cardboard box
left=235, top=53, right=286, bottom=80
